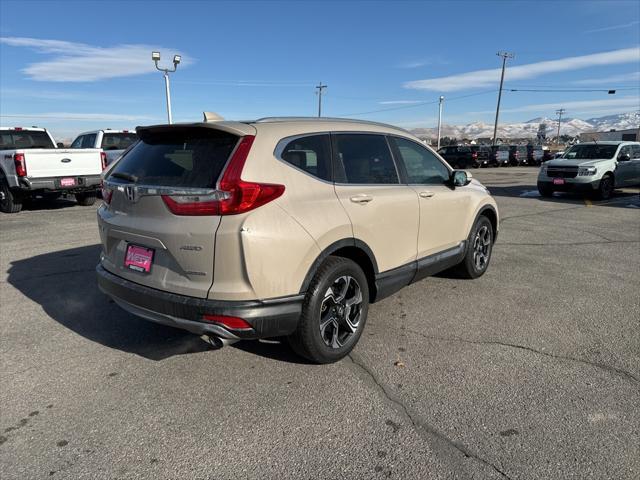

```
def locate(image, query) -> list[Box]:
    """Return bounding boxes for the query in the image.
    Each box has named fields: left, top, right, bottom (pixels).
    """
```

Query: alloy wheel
left=473, top=225, right=491, bottom=271
left=319, top=276, right=363, bottom=349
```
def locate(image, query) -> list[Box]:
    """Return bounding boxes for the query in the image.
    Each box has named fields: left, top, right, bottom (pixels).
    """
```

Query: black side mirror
left=56, top=142, right=64, bottom=148
left=618, top=153, right=631, bottom=162
left=450, top=170, right=471, bottom=188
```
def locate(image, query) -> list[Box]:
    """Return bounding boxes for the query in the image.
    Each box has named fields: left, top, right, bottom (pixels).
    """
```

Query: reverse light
left=14, top=153, right=27, bottom=177
left=100, top=151, right=108, bottom=170
left=161, top=135, right=285, bottom=216
left=202, top=314, right=253, bottom=331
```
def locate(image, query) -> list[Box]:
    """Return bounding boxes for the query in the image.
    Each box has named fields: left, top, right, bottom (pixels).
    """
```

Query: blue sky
left=1, top=0, right=639, bottom=139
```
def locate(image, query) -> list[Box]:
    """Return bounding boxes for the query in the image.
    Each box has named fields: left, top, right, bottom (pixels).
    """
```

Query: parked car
left=542, top=148, right=554, bottom=162
left=0, top=127, right=106, bottom=213
left=508, top=145, right=529, bottom=166
left=537, top=141, right=640, bottom=199
left=437, top=145, right=481, bottom=169
left=71, top=129, right=138, bottom=166
left=489, top=145, right=510, bottom=166
left=97, top=116, right=499, bottom=363
left=470, top=145, right=493, bottom=167
left=527, top=145, right=544, bottom=166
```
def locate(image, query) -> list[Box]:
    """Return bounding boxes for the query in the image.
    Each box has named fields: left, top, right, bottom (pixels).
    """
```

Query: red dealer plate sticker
left=553, top=178, right=565, bottom=185
left=125, top=244, right=154, bottom=273
left=60, top=177, right=76, bottom=187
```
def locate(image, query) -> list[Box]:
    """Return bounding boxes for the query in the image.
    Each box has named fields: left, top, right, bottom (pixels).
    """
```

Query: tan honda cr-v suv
left=97, top=116, right=498, bottom=363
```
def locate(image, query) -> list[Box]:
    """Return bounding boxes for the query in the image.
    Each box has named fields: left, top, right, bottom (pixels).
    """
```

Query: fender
left=299, top=238, right=378, bottom=294
left=473, top=204, right=499, bottom=243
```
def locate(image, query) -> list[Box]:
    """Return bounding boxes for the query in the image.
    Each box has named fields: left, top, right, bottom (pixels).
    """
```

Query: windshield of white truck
left=563, top=145, right=617, bottom=160
left=0, top=130, right=55, bottom=149
left=101, top=132, right=139, bottom=151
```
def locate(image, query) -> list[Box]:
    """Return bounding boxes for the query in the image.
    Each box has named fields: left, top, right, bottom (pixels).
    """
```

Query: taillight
left=14, top=153, right=27, bottom=177
left=471, top=152, right=478, bottom=160
left=100, top=151, right=107, bottom=170
left=202, top=314, right=253, bottom=331
left=161, top=135, right=285, bottom=216
left=101, top=183, right=113, bottom=204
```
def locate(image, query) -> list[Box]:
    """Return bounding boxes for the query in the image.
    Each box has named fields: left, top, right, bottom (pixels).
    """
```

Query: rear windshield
left=563, top=144, right=617, bottom=160
left=0, top=130, right=55, bottom=149
left=101, top=132, right=138, bottom=151
left=108, top=128, right=238, bottom=188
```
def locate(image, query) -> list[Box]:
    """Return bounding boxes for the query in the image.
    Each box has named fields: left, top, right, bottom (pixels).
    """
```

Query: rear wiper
left=110, top=171, right=138, bottom=183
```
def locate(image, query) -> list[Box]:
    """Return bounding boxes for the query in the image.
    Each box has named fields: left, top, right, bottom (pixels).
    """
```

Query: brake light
left=100, top=151, right=107, bottom=170
left=101, top=183, right=113, bottom=204
left=161, top=135, right=285, bottom=216
left=471, top=152, right=478, bottom=159
left=14, top=153, right=27, bottom=177
left=202, top=314, right=253, bottom=331
left=14, top=127, right=22, bottom=131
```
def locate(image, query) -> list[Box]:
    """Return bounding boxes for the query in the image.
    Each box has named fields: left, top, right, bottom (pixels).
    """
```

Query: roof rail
left=252, top=116, right=413, bottom=134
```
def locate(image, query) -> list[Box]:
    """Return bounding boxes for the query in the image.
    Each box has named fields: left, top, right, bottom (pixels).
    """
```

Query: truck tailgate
left=24, top=149, right=102, bottom=178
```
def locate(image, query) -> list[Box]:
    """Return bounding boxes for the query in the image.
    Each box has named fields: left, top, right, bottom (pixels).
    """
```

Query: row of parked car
left=0, top=126, right=138, bottom=213
left=437, top=144, right=552, bottom=169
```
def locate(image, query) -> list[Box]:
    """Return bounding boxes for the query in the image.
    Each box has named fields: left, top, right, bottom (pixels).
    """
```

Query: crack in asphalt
left=408, top=332, right=639, bottom=385
left=347, top=353, right=514, bottom=480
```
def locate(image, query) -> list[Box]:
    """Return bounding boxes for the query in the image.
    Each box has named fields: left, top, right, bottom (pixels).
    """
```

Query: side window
left=334, top=134, right=398, bottom=184
left=391, top=137, right=450, bottom=184
left=280, top=134, right=332, bottom=181
left=619, top=145, right=632, bottom=158
left=631, top=145, right=640, bottom=159
left=81, top=134, right=97, bottom=149
left=70, top=136, right=84, bottom=149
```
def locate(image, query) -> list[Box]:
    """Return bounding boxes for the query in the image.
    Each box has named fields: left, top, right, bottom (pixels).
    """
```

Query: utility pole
left=492, top=51, right=514, bottom=146
left=555, top=108, right=565, bottom=146
left=315, top=82, right=327, bottom=117
left=437, top=96, right=444, bottom=150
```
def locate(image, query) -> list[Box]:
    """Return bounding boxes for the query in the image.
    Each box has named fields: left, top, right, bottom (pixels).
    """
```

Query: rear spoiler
left=136, top=121, right=256, bottom=138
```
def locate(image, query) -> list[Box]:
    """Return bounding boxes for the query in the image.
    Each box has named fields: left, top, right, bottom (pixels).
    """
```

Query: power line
left=509, top=88, right=630, bottom=93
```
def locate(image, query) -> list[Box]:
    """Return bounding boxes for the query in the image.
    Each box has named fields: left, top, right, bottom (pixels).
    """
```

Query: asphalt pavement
left=1, top=167, right=638, bottom=479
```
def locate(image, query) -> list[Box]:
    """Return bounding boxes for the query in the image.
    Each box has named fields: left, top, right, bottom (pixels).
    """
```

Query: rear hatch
left=99, top=124, right=252, bottom=299
left=24, top=149, right=102, bottom=178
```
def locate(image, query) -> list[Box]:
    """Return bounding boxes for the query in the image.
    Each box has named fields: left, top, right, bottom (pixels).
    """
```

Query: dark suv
left=526, top=145, right=544, bottom=166
left=437, top=145, right=481, bottom=169
left=508, top=145, right=529, bottom=166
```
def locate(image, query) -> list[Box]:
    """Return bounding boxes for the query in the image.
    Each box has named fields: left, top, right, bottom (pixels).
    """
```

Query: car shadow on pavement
left=21, top=195, right=80, bottom=211
left=487, top=183, right=640, bottom=208
left=232, top=339, right=313, bottom=365
left=7, top=244, right=215, bottom=361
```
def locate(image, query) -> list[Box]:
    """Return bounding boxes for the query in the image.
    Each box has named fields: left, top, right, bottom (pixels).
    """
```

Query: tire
left=75, top=191, right=97, bottom=206
left=288, top=256, right=369, bottom=364
left=596, top=174, right=614, bottom=200
left=538, top=185, right=554, bottom=197
left=0, top=179, right=23, bottom=213
left=452, top=215, right=494, bottom=279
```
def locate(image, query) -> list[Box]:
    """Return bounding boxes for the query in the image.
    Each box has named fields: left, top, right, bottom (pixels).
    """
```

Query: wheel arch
left=299, top=238, right=378, bottom=302
left=474, top=204, right=499, bottom=242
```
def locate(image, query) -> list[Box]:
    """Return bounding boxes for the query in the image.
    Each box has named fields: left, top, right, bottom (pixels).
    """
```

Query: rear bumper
left=96, top=264, right=303, bottom=340
left=537, top=179, right=599, bottom=193
left=17, top=175, right=101, bottom=192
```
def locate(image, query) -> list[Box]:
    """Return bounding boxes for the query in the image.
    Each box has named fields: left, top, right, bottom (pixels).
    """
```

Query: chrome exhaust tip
left=201, top=335, right=239, bottom=349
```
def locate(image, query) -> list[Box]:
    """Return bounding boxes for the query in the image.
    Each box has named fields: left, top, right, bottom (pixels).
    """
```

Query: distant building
left=579, top=128, right=639, bottom=142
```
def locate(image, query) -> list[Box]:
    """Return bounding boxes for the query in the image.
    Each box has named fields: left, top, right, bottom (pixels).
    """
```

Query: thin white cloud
left=379, top=100, right=424, bottom=105
left=404, top=47, right=640, bottom=92
left=0, top=36, right=193, bottom=82
left=467, top=96, right=640, bottom=115
left=585, top=20, right=640, bottom=33
left=571, top=71, right=640, bottom=85
left=0, top=112, right=157, bottom=121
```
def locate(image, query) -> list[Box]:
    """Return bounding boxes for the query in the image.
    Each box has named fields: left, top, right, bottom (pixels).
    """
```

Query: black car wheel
left=0, top=179, right=23, bottom=214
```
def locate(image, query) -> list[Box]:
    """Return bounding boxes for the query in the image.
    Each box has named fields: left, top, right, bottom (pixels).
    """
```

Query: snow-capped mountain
left=410, top=111, right=639, bottom=140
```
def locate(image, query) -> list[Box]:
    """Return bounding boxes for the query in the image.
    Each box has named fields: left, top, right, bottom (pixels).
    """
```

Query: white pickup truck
left=70, top=129, right=138, bottom=166
left=0, top=127, right=105, bottom=213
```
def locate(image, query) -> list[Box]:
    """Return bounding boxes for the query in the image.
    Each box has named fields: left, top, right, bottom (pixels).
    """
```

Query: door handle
left=419, top=191, right=435, bottom=198
left=350, top=194, right=373, bottom=204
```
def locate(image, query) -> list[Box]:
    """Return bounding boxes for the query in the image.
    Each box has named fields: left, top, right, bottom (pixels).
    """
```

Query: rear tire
left=288, top=256, right=369, bottom=364
left=0, top=179, right=22, bottom=213
left=75, top=191, right=97, bottom=206
left=452, top=216, right=493, bottom=279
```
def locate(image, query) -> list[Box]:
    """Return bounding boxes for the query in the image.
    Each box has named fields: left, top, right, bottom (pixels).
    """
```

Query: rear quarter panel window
left=280, top=134, right=332, bottom=181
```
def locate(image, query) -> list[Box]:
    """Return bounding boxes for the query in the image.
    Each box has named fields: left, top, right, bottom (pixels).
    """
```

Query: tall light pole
left=555, top=108, right=565, bottom=146
left=315, top=82, right=327, bottom=117
left=492, top=51, right=514, bottom=146
left=437, top=96, right=444, bottom=150
left=152, top=51, right=181, bottom=124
